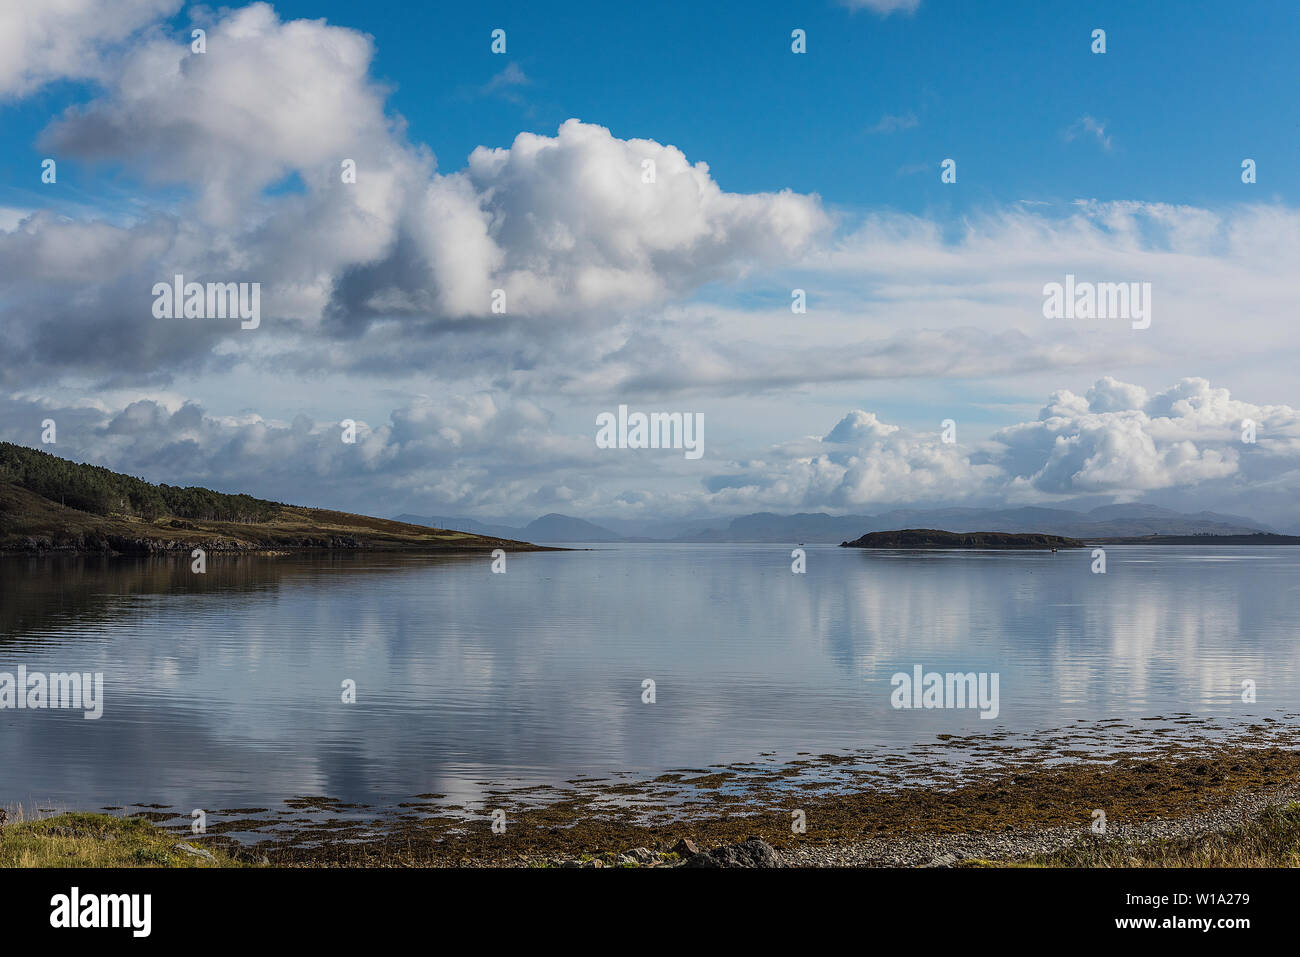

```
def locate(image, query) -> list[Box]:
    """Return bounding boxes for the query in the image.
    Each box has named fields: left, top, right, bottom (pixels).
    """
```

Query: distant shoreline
left=0, top=536, right=558, bottom=557
left=7, top=531, right=1300, bottom=555
left=1090, top=532, right=1300, bottom=545
left=842, top=529, right=1300, bottom=549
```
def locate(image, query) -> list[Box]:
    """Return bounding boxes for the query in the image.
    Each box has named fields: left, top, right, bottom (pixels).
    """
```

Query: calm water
left=1, top=544, right=1297, bottom=812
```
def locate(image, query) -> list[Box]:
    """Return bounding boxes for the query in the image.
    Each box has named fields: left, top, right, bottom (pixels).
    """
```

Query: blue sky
left=369, top=0, right=1298, bottom=211
left=5, top=0, right=1296, bottom=216
left=2, top=0, right=1300, bottom=529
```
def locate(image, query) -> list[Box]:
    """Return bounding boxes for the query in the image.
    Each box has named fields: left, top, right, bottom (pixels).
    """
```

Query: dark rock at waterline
left=680, top=837, right=782, bottom=868
left=671, top=837, right=701, bottom=858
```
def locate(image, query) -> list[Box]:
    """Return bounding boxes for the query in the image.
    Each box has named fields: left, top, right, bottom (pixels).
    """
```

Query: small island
left=840, top=529, right=1084, bottom=549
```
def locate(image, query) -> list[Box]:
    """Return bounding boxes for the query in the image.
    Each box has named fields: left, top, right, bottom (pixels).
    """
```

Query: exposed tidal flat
left=10, top=718, right=1300, bottom=867
left=3, top=543, right=1300, bottom=866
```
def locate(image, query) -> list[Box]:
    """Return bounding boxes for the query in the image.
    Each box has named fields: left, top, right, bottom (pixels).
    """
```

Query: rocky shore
left=12, top=717, right=1296, bottom=868
left=107, top=716, right=1298, bottom=868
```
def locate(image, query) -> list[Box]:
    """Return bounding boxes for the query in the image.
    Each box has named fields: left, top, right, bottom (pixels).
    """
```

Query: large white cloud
left=456, top=119, right=829, bottom=315
left=42, top=3, right=402, bottom=224
left=0, top=0, right=180, bottom=97
left=6, top=3, right=829, bottom=382
left=658, top=377, right=1300, bottom=517
left=992, top=377, right=1300, bottom=498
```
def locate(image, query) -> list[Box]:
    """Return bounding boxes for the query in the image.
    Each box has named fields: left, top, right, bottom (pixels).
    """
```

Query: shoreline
left=781, top=776, right=1300, bottom=867
left=10, top=719, right=1296, bottom=868
left=0, top=541, right=561, bottom=556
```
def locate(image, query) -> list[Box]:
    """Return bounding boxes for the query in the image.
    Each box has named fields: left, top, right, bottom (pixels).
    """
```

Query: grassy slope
left=0, top=480, right=542, bottom=553
left=0, top=813, right=241, bottom=868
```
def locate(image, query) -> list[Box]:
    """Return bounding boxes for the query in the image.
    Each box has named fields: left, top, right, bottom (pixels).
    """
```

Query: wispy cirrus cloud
left=1064, top=115, right=1114, bottom=151
left=867, top=112, right=919, bottom=134
left=841, top=0, right=921, bottom=15
left=481, top=62, right=531, bottom=102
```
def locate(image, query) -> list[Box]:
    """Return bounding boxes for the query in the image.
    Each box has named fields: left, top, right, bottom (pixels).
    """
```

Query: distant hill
left=681, top=512, right=868, bottom=543
left=393, top=514, right=524, bottom=540
left=674, top=505, right=1269, bottom=542
left=397, top=512, right=628, bottom=543
left=841, top=529, right=1084, bottom=550
left=1094, top=533, right=1300, bottom=545
left=0, top=443, right=544, bottom=554
left=522, top=513, right=625, bottom=542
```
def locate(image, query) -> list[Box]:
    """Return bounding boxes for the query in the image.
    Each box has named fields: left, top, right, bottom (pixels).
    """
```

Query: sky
left=2, top=0, right=1299, bottom=529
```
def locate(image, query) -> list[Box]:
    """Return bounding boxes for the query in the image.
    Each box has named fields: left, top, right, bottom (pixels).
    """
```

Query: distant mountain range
left=396, top=504, right=1273, bottom=544
left=394, top=512, right=631, bottom=543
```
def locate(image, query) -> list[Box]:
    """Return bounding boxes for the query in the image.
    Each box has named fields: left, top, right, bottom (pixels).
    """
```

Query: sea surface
left=2, top=544, right=1297, bottom=813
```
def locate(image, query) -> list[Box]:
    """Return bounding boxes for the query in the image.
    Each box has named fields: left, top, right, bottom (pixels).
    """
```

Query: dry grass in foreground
left=0, top=811, right=241, bottom=868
